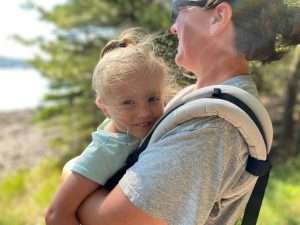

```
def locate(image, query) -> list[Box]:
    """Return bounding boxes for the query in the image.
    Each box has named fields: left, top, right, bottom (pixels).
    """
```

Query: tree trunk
left=279, top=46, right=300, bottom=155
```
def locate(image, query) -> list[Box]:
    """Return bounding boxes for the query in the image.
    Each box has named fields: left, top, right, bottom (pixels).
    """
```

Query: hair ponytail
left=100, top=38, right=136, bottom=58
left=92, top=28, right=171, bottom=100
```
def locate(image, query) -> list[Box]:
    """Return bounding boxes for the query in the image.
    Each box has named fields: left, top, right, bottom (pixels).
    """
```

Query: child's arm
left=77, top=188, right=109, bottom=225
left=45, top=172, right=99, bottom=225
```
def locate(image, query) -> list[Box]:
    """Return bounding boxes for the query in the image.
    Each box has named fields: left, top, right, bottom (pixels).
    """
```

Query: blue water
left=0, top=59, right=48, bottom=111
left=0, top=57, right=29, bottom=69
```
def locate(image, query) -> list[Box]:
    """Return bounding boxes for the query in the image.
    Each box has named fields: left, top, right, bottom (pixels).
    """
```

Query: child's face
left=98, top=75, right=165, bottom=139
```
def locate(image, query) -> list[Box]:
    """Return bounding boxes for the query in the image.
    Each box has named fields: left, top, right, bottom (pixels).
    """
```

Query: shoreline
left=0, top=109, right=57, bottom=178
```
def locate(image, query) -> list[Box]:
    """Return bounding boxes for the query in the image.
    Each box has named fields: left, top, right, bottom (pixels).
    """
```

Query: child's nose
left=137, top=104, right=152, bottom=119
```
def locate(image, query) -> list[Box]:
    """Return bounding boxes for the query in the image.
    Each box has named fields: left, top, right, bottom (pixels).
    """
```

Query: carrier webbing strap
left=211, top=88, right=272, bottom=225
left=241, top=169, right=271, bottom=225
left=103, top=102, right=185, bottom=191
left=211, top=88, right=272, bottom=175
left=104, top=88, right=272, bottom=225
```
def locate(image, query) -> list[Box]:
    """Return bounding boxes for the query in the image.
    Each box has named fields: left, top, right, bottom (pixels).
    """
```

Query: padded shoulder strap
left=149, top=85, right=273, bottom=161
left=104, top=85, right=273, bottom=225
left=104, top=85, right=272, bottom=188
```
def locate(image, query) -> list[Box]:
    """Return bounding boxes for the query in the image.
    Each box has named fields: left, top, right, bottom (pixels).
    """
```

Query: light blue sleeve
left=70, top=131, right=139, bottom=185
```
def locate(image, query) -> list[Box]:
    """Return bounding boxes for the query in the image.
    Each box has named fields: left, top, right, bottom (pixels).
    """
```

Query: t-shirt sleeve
left=70, top=131, right=138, bottom=185
left=119, top=117, right=244, bottom=225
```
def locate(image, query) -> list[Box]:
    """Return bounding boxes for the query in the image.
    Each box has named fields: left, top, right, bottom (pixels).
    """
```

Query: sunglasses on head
left=171, top=0, right=229, bottom=22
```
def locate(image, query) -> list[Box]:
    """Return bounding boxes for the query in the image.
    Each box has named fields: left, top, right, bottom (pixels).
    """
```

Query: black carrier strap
left=211, top=88, right=272, bottom=225
left=103, top=102, right=185, bottom=191
left=104, top=88, right=272, bottom=225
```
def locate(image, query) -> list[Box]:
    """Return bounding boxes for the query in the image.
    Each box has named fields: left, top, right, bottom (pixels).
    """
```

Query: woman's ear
left=95, top=97, right=110, bottom=118
left=209, top=2, right=232, bottom=35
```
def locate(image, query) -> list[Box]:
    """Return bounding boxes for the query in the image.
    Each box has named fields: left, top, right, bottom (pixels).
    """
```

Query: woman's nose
left=170, top=22, right=177, bottom=35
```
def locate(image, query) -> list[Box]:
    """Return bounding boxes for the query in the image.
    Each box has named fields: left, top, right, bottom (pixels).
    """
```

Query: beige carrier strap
left=149, top=85, right=273, bottom=161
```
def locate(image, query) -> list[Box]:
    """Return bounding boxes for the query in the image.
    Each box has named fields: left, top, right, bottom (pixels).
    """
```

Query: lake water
left=0, top=66, right=48, bottom=111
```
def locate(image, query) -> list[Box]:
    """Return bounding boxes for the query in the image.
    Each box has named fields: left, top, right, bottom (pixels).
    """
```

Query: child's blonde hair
left=92, top=28, right=171, bottom=101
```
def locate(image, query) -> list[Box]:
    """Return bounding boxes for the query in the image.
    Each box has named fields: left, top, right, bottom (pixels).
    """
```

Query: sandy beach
left=0, top=109, right=56, bottom=178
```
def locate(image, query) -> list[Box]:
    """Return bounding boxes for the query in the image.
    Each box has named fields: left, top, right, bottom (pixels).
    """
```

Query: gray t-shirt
left=119, top=75, right=260, bottom=225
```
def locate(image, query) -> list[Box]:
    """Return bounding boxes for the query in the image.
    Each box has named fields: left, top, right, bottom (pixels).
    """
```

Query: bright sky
left=0, top=0, right=65, bottom=111
left=0, top=0, right=64, bottom=59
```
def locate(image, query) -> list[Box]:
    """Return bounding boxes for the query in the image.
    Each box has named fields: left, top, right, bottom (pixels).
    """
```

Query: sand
left=0, top=109, right=56, bottom=178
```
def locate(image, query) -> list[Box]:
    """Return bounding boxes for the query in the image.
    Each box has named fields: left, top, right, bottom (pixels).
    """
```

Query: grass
left=0, top=156, right=300, bottom=225
left=0, top=159, right=61, bottom=225
left=258, top=156, right=300, bottom=225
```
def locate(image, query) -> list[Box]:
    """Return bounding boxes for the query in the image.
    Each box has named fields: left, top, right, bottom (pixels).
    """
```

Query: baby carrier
left=104, top=85, right=273, bottom=225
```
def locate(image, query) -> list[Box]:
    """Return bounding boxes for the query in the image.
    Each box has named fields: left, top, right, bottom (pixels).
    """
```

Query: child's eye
left=148, top=96, right=161, bottom=103
left=122, top=100, right=135, bottom=105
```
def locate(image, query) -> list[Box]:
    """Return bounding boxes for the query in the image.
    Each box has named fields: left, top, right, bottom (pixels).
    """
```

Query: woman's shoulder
left=165, top=84, right=195, bottom=109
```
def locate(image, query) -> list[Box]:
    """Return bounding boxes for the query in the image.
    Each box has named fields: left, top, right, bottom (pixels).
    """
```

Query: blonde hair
left=92, top=28, right=171, bottom=102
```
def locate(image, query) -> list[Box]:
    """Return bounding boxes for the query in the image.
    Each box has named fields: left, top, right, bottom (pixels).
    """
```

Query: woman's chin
left=175, top=53, right=184, bottom=67
left=175, top=53, right=191, bottom=70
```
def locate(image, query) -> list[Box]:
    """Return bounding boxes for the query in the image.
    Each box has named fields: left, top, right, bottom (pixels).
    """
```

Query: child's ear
left=95, top=97, right=110, bottom=117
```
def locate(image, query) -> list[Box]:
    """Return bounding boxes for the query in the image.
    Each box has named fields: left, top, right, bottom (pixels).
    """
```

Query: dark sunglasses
left=171, top=0, right=229, bottom=22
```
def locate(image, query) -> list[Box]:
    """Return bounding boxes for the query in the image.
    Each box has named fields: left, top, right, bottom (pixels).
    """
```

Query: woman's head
left=92, top=29, right=170, bottom=138
left=171, top=0, right=299, bottom=62
left=170, top=0, right=237, bottom=75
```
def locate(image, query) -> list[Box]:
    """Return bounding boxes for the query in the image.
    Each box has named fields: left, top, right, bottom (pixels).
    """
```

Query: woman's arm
left=45, top=172, right=99, bottom=225
left=77, top=188, right=108, bottom=225
left=77, top=186, right=167, bottom=225
left=76, top=118, right=236, bottom=225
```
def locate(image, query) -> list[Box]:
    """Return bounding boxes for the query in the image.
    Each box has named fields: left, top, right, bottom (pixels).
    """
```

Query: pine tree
left=30, top=0, right=173, bottom=156
left=27, top=0, right=300, bottom=160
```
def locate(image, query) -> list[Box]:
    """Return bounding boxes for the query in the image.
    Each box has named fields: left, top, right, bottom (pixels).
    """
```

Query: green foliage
left=250, top=47, right=298, bottom=97
left=28, top=0, right=300, bottom=156
left=0, top=170, right=28, bottom=201
left=1, top=156, right=300, bottom=225
left=42, top=0, right=170, bottom=30
left=0, top=159, right=61, bottom=225
left=29, top=0, right=172, bottom=155
left=234, top=156, right=300, bottom=225
left=258, top=156, right=300, bottom=225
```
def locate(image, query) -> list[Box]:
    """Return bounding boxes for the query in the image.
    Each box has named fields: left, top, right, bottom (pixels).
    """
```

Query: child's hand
left=103, top=120, right=118, bottom=133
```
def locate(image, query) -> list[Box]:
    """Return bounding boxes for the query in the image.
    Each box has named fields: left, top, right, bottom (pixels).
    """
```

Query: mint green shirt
left=70, top=119, right=140, bottom=185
